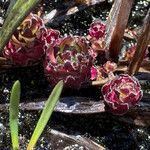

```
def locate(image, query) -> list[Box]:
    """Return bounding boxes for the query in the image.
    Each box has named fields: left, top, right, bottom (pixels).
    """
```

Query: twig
left=92, top=78, right=109, bottom=86
left=91, top=60, right=150, bottom=86
left=0, top=98, right=149, bottom=126
left=117, top=60, right=150, bottom=73
left=105, top=0, right=133, bottom=62
left=127, top=8, right=150, bottom=76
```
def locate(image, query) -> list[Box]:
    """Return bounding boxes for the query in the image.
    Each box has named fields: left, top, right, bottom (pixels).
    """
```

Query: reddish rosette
left=102, top=74, right=143, bottom=115
left=89, top=20, right=106, bottom=39
left=3, top=13, right=47, bottom=66
left=11, top=13, right=46, bottom=48
left=44, top=36, right=94, bottom=89
left=4, top=40, right=45, bottom=66
left=87, top=20, right=106, bottom=52
left=124, top=45, right=136, bottom=61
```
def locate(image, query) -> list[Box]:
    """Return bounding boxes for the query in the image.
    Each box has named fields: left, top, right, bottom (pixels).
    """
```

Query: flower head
left=44, top=36, right=94, bottom=89
left=124, top=45, right=136, bottom=61
left=102, top=74, right=143, bottom=115
left=87, top=20, right=106, bottom=52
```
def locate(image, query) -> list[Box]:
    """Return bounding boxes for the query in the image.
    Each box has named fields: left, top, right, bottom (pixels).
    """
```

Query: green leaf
left=0, top=0, right=41, bottom=52
left=27, top=80, right=64, bottom=150
left=9, top=80, right=21, bottom=150
left=5, top=0, right=17, bottom=17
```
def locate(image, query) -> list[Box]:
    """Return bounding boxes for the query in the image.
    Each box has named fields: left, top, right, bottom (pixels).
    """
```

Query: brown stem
left=127, top=9, right=150, bottom=76
left=0, top=57, right=8, bottom=65
left=105, top=0, right=133, bottom=62
left=92, top=78, right=109, bottom=86
left=117, top=60, right=150, bottom=73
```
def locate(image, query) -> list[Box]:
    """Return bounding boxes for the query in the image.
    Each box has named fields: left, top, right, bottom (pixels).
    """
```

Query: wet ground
left=0, top=0, right=150, bottom=150
left=0, top=104, right=150, bottom=150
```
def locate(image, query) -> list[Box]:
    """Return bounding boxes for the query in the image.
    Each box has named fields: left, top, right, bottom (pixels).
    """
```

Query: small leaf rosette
left=102, top=74, right=143, bottom=115
left=3, top=13, right=46, bottom=66
left=89, top=20, right=106, bottom=39
left=88, top=20, right=106, bottom=51
left=44, top=36, right=94, bottom=89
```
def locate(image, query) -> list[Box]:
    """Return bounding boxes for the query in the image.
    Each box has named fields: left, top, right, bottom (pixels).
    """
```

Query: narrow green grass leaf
left=27, top=80, right=64, bottom=150
left=9, top=80, right=21, bottom=150
left=0, top=0, right=41, bottom=52
left=5, top=0, right=17, bottom=17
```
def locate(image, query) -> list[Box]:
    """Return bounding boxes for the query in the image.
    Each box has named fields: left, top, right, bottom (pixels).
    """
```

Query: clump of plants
left=0, top=1, right=150, bottom=149
left=0, top=0, right=149, bottom=116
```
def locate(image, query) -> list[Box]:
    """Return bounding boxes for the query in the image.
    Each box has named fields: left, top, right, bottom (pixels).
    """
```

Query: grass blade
left=9, top=80, right=21, bottom=150
left=5, top=0, right=17, bottom=17
left=27, top=80, right=64, bottom=150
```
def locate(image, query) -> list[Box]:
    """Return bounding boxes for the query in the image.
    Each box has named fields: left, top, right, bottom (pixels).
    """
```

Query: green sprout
left=9, top=80, right=21, bottom=150
left=9, top=80, right=64, bottom=150
left=27, top=80, right=64, bottom=150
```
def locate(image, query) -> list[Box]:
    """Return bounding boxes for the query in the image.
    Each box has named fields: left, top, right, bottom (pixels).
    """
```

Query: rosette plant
left=87, top=20, right=106, bottom=51
left=89, top=21, right=106, bottom=39
left=3, top=13, right=46, bottom=66
left=102, top=74, right=143, bottom=115
left=44, top=36, right=94, bottom=89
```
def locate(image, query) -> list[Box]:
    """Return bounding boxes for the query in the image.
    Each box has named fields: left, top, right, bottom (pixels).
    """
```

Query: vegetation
left=9, top=80, right=63, bottom=150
